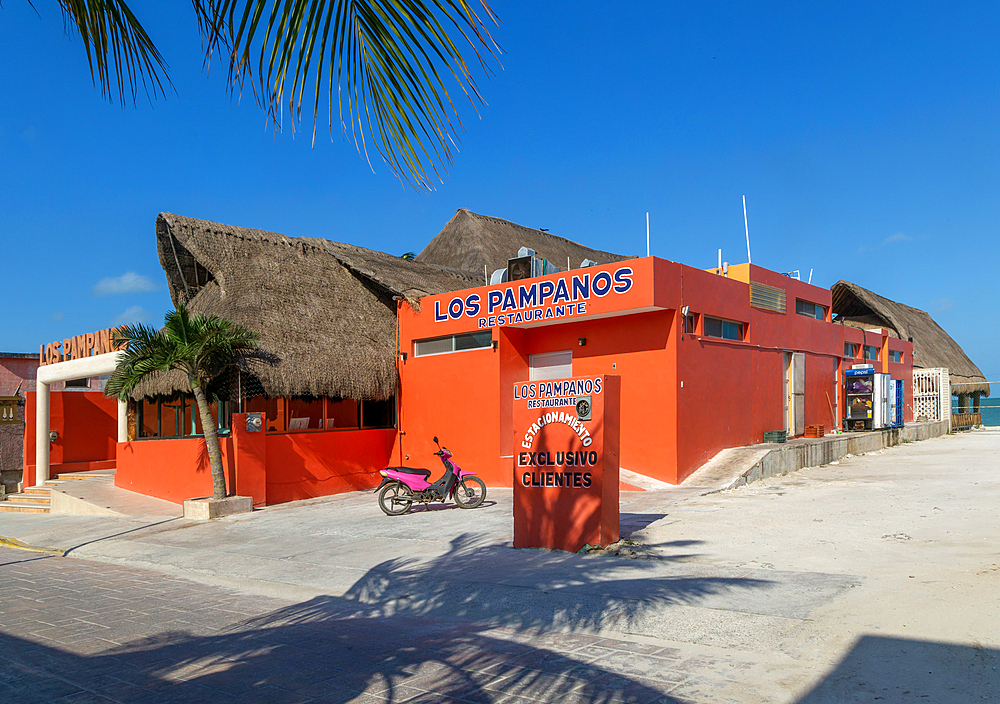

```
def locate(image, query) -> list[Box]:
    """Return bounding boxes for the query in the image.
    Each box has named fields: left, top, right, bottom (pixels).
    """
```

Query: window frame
left=703, top=316, right=745, bottom=341
left=684, top=313, right=698, bottom=334
left=795, top=299, right=827, bottom=321
left=863, top=345, right=880, bottom=361
left=414, top=331, right=493, bottom=358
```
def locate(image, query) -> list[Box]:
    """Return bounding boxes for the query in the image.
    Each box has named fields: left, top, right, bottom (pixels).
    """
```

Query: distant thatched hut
left=417, top=209, right=631, bottom=276
left=831, top=281, right=989, bottom=403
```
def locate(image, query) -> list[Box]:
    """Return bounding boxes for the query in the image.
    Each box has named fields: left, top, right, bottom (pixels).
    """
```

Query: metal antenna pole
left=743, top=195, right=751, bottom=264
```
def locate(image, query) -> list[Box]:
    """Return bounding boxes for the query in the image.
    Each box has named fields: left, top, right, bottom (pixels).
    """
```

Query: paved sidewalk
left=0, top=546, right=778, bottom=703
left=1, top=429, right=999, bottom=702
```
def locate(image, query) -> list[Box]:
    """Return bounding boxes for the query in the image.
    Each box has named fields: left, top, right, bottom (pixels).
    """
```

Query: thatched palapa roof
left=832, top=280, right=989, bottom=397
left=149, top=213, right=479, bottom=400
left=417, top=209, right=631, bottom=275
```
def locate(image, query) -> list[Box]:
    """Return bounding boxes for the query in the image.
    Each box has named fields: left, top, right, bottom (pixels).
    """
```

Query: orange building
left=22, top=210, right=915, bottom=504
left=396, top=257, right=912, bottom=487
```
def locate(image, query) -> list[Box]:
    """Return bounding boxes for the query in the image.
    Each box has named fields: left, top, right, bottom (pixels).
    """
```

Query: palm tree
left=47, top=1, right=500, bottom=189
left=105, top=305, right=260, bottom=501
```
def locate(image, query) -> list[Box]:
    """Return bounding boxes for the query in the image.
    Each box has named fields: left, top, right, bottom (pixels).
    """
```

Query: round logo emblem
left=576, top=398, right=591, bottom=419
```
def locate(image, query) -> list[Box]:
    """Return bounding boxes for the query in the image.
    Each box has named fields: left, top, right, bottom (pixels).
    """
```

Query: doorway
left=784, top=352, right=804, bottom=436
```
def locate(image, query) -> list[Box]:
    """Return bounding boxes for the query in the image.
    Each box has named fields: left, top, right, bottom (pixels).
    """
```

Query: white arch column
left=35, top=351, right=124, bottom=486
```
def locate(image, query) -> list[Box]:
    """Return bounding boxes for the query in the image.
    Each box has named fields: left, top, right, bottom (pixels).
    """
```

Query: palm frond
left=57, top=0, right=172, bottom=104
left=105, top=304, right=261, bottom=399
left=193, top=0, right=501, bottom=190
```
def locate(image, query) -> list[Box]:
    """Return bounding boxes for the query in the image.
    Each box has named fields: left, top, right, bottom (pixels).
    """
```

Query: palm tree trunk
left=190, top=378, right=227, bottom=500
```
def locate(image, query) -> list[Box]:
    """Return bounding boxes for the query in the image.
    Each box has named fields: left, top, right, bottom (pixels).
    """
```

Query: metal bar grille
left=750, top=282, right=786, bottom=313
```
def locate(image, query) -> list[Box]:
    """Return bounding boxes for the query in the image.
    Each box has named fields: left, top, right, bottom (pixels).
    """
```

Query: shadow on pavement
left=335, top=533, right=774, bottom=632
left=0, top=604, right=687, bottom=703
left=0, top=532, right=783, bottom=702
left=795, top=634, right=1000, bottom=702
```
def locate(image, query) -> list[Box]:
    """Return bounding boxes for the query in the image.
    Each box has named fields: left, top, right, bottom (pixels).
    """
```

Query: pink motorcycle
left=375, top=437, right=487, bottom=515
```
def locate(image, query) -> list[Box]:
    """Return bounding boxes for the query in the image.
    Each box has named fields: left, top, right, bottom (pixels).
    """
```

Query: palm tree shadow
left=1, top=532, right=781, bottom=702
left=330, top=532, right=774, bottom=633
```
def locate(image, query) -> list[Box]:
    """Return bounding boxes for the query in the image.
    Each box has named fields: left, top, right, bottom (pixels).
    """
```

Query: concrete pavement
left=1, top=429, right=998, bottom=701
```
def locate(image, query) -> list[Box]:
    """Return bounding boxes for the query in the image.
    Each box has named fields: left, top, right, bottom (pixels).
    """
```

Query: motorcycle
left=375, top=437, right=487, bottom=515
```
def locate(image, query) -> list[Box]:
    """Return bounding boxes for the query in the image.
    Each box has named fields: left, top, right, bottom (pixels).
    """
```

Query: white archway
left=35, top=352, right=124, bottom=486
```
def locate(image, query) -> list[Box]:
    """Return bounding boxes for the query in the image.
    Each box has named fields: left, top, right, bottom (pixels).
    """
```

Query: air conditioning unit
left=506, top=246, right=560, bottom=282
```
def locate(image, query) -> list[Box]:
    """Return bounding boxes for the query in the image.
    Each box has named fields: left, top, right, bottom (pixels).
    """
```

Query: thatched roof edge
left=832, top=280, right=989, bottom=397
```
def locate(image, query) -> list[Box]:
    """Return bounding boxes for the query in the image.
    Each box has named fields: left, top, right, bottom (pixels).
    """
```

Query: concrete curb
left=714, top=420, right=950, bottom=492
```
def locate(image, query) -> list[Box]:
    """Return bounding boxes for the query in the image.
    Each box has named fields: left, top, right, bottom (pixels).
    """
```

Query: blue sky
left=2, top=2, right=998, bottom=381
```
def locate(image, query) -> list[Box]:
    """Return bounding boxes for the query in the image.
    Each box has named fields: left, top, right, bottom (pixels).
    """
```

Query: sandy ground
left=631, top=428, right=1000, bottom=701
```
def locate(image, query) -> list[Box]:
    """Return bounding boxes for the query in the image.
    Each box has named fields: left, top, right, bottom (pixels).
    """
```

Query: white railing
left=912, top=367, right=951, bottom=431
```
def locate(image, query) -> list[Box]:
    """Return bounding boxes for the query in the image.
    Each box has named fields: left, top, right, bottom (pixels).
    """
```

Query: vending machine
left=888, top=378, right=904, bottom=428
left=844, top=366, right=892, bottom=430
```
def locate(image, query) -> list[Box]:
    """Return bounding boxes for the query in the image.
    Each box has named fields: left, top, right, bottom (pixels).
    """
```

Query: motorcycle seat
left=385, top=466, right=432, bottom=478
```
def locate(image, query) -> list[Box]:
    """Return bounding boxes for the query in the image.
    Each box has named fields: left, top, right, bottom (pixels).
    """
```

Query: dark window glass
left=64, top=377, right=90, bottom=389
left=863, top=345, right=879, bottom=361
left=796, top=299, right=826, bottom=320
left=684, top=314, right=697, bottom=334
left=362, top=398, right=396, bottom=428
left=704, top=317, right=743, bottom=341
left=455, top=331, right=492, bottom=351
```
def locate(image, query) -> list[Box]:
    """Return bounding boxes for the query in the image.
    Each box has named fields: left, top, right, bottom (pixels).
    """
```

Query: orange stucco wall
left=398, top=257, right=913, bottom=486
left=23, top=390, right=119, bottom=485
left=116, top=436, right=233, bottom=504
left=114, top=427, right=395, bottom=505
left=264, top=428, right=395, bottom=504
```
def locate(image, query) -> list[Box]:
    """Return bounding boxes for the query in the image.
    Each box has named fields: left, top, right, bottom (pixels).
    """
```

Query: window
left=64, top=377, right=90, bottom=389
left=137, top=395, right=232, bottom=439
left=529, top=350, right=573, bottom=381
left=888, top=349, right=903, bottom=364
left=414, top=331, right=492, bottom=357
left=361, top=399, right=396, bottom=428
left=863, top=345, right=879, bottom=361
left=684, top=313, right=697, bottom=334
left=795, top=299, right=826, bottom=320
left=844, top=343, right=858, bottom=358
left=703, top=316, right=744, bottom=341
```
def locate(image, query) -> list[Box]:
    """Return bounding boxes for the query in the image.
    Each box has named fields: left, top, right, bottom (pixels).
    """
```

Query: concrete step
left=7, top=494, right=51, bottom=505
left=1, top=486, right=52, bottom=513
left=0, top=500, right=50, bottom=513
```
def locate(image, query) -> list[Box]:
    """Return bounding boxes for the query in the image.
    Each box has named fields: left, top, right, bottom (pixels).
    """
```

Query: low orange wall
left=114, top=428, right=395, bottom=506
left=264, top=429, right=395, bottom=504
left=116, top=437, right=234, bottom=504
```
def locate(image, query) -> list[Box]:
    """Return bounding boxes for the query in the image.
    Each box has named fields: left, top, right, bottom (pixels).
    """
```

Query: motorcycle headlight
left=379, top=469, right=387, bottom=477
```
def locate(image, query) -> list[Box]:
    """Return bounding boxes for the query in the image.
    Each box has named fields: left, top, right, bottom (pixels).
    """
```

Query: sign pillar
left=512, top=375, right=620, bottom=552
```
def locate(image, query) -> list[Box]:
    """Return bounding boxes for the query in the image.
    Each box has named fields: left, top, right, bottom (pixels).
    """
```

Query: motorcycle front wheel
left=453, top=476, right=487, bottom=509
left=378, top=481, right=413, bottom=516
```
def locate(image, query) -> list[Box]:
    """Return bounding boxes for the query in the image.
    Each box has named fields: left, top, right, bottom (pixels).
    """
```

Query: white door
left=783, top=353, right=791, bottom=434
left=792, top=352, right=805, bottom=435
left=529, top=350, right=573, bottom=381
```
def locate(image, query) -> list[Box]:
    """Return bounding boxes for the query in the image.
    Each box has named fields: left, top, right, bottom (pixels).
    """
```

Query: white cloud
left=111, top=306, right=154, bottom=327
left=881, top=232, right=912, bottom=246
left=92, top=272, right=160, bottom=296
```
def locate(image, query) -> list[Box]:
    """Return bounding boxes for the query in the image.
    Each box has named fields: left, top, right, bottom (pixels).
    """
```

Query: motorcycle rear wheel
left=453, top=476, right=487, bottom=509
left=378, top=481, right=413, bottom=516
